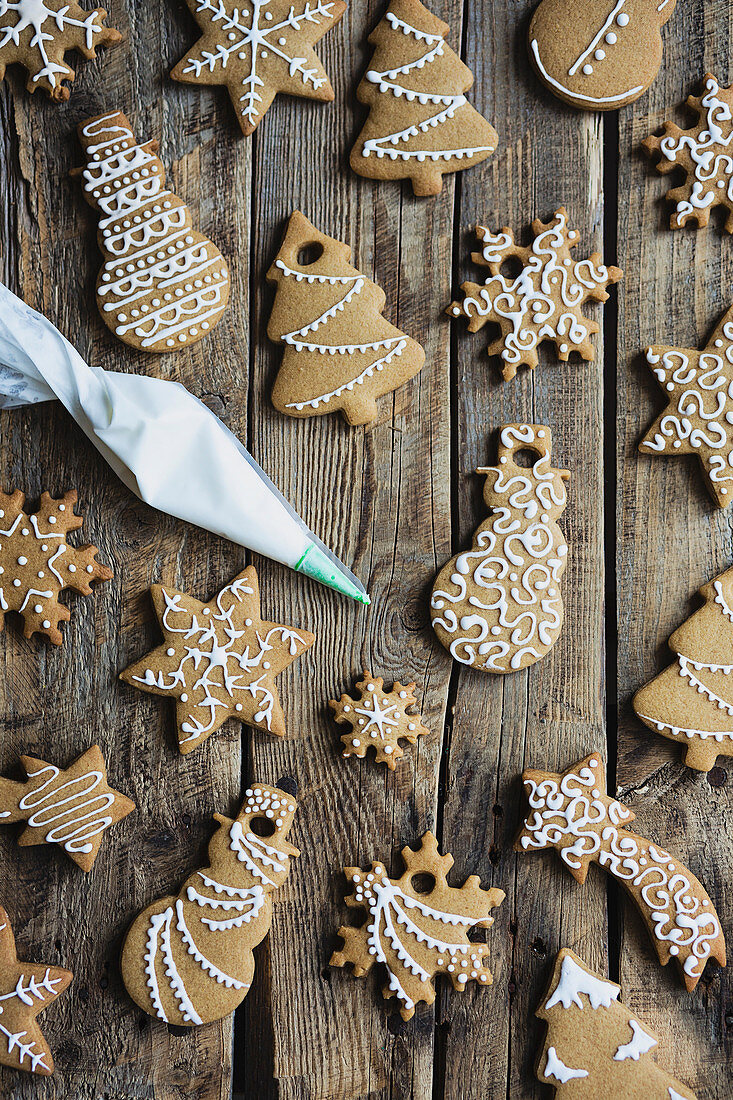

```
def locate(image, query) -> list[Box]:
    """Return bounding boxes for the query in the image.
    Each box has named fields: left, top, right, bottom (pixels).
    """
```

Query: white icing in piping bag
left=0, top=283, right=369, bottom=604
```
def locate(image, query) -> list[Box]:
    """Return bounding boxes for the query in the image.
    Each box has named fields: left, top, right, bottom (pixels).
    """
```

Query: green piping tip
left=295, top=543, right=370, bottom=605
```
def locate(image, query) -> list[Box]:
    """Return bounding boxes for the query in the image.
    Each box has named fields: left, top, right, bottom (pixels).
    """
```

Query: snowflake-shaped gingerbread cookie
left=0, top=0, right=121, bottom=101
left=170, top=0, right=346, bottom=136
left=329, top=670, right=430, bottom=768
left=644, top=74, right=733, bottom=233
left=448, top=208, right=622, bottom=381
left=0, top=490, right=112, bottom=646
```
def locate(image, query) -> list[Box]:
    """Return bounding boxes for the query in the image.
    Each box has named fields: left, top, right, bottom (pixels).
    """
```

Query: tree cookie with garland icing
left=121, top=782, right=299, bottom=1026
left=448, top=208, right=622, bottom=381
left=515, top=752, right=726, bottom=992
left=536, top=949, right=698, bottom=1098
left=170, top=0, right=346, bottom=137
left=0, top=745, right=135, bottom=872
left=528, top=0, right=676, bottom=111
left=120, top=566, right=315, bottom=755
left=330, top=832, right=505, bottom=1020
left=268, top=211, right=425, bottom=426
left=350, top=0, right=498, bottom=197
left=634, top=565, right=733, bottom=773
left=74, top=111, right=230, bottom=354
left=0, top=489, right=112, bottom=646
left=431, top=425, right=569, bottom=673
left=0, top=0, right=121, bottom=102
left=644, top=74, right=733, bottom=234
left=0, top=906, right=72, bottom=1075
left=329, top=669, right=430, bottom=768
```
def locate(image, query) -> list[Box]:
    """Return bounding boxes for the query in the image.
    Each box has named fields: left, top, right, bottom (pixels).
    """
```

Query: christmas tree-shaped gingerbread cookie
left=536, top=949, right=697, bottom=1098
left=431, top=425, right=569, bottom=672
left=351, top=0, right=498, bottom=197
left=634, top=565, right=733, bottom=772
left=75, top=111, right=230, bottom=353
left=268, top=212, right=425, bottom=425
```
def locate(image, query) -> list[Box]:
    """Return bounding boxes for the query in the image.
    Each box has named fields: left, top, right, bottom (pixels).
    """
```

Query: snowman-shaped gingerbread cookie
left=528, top=0, right=676, bottom=111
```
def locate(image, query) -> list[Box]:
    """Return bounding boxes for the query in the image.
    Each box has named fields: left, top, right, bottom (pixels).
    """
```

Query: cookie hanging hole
left=297, top=241, right=324, bottom=266
left=249, top=815, right=277, bottom=838
left=499, top=255, right=523, bottom=282
left=409, top=872, right=436, bottom=895
left=513, top=448, right=538, bottom=468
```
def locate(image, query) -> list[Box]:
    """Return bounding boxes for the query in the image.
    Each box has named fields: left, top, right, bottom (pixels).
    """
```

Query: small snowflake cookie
left=528, top=0, right=676, bottom=111
left=351, top=0, right=498, bottom=197
left=0, top=0, right=121, bottom=102
left=0, top=906, right=72, bottom=1075
left=330, top=832, right=505, bottom=1020
left=448, top=208, right=622, bottom=380
left=120, top=566, right=315, bottom=755
left=0, top=489, right=112, bottom=646
left=644, top=74, right=733, bottom=233
left=170, top=0, right=346, bottom=137
left=329, top=670, right=430, bottom=768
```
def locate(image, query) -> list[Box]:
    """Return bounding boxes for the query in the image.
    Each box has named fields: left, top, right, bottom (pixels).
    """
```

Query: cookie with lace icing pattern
left=329, top=669, right=430, bottom=768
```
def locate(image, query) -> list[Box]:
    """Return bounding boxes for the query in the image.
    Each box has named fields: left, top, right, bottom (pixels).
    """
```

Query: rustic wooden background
left=0, top=0, right=730, bottom=1097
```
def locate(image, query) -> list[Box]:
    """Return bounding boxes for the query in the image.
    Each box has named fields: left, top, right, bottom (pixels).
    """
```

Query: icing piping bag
left=0, top=282, right=370, bottom=604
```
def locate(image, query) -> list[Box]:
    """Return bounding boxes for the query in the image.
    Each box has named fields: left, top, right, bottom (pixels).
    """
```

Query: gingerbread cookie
left=0, top=0, right=121, bottom=101
left=268, top=211, right=425, bottom=425
left=0, top=906, right=72, bottom=1075
left=644, top=75, right=733, bottom=234
left=0, top=489, right=112, bottom=646
left=516, top=752, right=726, bottom=991
left=431, top=425, right=569, bottom=673
left=330, top=832, right=505, bottom=1020
left=329, top=670, right=430, bottom=768
left=120, top=566, right=315, bottom=755
left=634, top=566, right=733, bottom=773
left=528, top=0, right=676, bottom=111
left=350, top=0, right=498, bottom=197
left=639, top=306, right=733, bottom=507
left=170, top=0, right=346, bottom=137
left=121, top=783, right=299, bottom=1026
left=536, top=949, right=697, bottom=1098
left=74, top=112, right=230, bottom=353
left=448, top=209, right=622, bottom=380
left=0, top=745, right=135, bottom=872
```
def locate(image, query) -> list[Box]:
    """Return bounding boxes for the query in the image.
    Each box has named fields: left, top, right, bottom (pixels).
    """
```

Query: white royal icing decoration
left=0, top=966, right=65, bottom=1072
left=544, top=1046, right=589, bottom=1083
left=544, top=953, right=619, bottom=1010
left=14, top=763, right=115, bottom=855
left=0, top=0, right=110, bottom=90
left=613, top=1018, right=657, bottom=1061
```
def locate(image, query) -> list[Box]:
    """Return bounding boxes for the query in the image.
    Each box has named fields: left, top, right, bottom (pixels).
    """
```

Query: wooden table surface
left=0, top=0, right=731, bottom=1097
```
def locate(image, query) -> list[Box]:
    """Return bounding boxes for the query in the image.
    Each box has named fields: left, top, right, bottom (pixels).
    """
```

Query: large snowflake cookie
left=0, top=489, right=112, bottom=646
left=330, top=832, right=505, bottom=1020
left=170, top=0, right=346, bottom=137
left=0, top=0, right=121, bottom=101
left=75, top=111, right=230, bottom=353
left=329, top=670, right=430, bottom=768
left=448, top=208, right=622, bottom=380
left=644, top=74, right=733, bottom=234
left=120, top=566, right=315, bottom=755
left=0, top=906, right=72, bottom=1075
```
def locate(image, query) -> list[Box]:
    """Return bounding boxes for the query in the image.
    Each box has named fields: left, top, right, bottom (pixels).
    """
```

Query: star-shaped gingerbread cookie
left=640, top=305, right=733, bottom=507
left=0, top=745, right=135, bottom=872
left=0, top=0, right=121, bottom=101
left=0, top=907, right=72, bottom=1075
left=121, top=566, right=316, bottom=754
left=170, top=0, right=346, bottom=136
left=329, top=670, right=430, bottom=768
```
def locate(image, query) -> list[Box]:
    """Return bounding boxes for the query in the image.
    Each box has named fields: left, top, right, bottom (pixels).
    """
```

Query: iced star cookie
left=120, top=566, right=315, bottom=754
left=0, top=489, right=112, bottom=645
left=528, top=0, right=676, bottom=111
left=329, top=670, right=430, bottom=768
left=0, top=906, right=72, bottom=1075
left=170, top=0, right=346, bottom=137
left=0, top=0, right=121, bottom=101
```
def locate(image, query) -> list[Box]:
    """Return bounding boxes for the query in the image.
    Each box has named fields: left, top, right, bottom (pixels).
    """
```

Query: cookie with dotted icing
left=0, top=0, right=121, bottom=102
left=121, top=782, right=299, bottom=1026
left=0, top=489, right=112, bottom=646
left=330, top=831, right=505, bottom=1020
left=120, top=566, right=315, bottom=755
left=329, top=670, right=430, bottom=768
left=528, top=0, right=676, bottom=111
left=74, top=111, right=230, bottom=353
